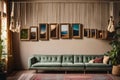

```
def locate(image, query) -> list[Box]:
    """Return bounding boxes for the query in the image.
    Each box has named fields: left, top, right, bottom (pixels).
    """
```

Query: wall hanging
left=72, top=23, right=83, bottom=39
left=60, top=23, right=70, bottom=39
left=49, top=24, right=59, bottom=39
left=30, top=26, right=38, bottom=41
left=84, top=28, right=90, bottom=38
left=20, top=28, right=29, bottom=41
left=9, top=2, right=21, bottom=33
left=39, top=24, right=49, bottom=40
left=90, top=29, right=97, bottom=39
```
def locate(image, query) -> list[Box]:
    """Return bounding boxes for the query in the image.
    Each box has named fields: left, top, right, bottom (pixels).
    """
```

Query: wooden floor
left=7, top=70, right=120, bottom=80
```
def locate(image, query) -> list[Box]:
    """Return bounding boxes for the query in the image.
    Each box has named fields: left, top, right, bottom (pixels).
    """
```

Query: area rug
left=18, top=73, right=113, bottom=80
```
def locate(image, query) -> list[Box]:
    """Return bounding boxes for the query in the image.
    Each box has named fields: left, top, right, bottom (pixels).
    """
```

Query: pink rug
left=18, top=73, right=113, bottom=80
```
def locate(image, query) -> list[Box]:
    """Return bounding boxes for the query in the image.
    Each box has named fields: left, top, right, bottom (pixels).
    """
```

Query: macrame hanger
left=9, top=2, right=15, bottom=32
left=36, top=3, right=38, bottom=26
left=24, top=3, right=27, bottom=27
left=32, top=3, right=34, bottom=26
left=15, top=3, right=21, bottom=33
left=107, top=2, right=115, bottom=32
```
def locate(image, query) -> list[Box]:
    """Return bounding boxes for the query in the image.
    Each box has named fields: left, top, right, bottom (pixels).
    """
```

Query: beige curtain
left=15, top=2, right=110, bottom=30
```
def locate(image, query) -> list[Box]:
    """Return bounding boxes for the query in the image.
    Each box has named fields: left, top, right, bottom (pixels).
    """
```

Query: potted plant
left=107, top=27, right=120, bottom=76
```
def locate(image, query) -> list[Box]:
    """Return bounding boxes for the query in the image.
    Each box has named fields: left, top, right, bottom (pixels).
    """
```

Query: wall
left=12, top=1, right=114, bottom=69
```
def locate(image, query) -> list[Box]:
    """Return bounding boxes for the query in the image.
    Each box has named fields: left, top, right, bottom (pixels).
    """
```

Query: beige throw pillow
left=103, top=56, right=109, bottom=64
left=89, top=59, right=94, bottom=63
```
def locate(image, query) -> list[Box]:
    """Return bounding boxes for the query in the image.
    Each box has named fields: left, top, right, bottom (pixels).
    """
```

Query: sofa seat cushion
left=73, top=63, right=84, bottom=67
left=85, top=63, right=112, bottom=68
left=62, top=63, right=84, bottom=67
left=32, top=62, right=61, bottom=67
left=62, top=63, right=73, bottom=67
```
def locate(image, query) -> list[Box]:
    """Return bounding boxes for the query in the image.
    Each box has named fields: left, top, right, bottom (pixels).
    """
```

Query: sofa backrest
left=62, top=55, right=73, bottom=63
left=74, top=55, right=83, bottom=63
left=34, top=55, right=61, bottom=63
left=83, top=55, right=103, bottom=63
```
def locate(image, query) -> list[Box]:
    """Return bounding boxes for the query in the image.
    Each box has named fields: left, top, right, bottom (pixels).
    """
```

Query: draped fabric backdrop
left=14, top=2, right=110, bottom=30
left=12, top=1, right=120, bottom=69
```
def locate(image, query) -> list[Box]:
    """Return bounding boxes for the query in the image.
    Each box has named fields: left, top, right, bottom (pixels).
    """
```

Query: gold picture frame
left=20, top=28, right=29, bottom=41
left=84, top=28, right=90, bottom=38
left=49, top=24, right=59, bottom=39
left=60, top=23, right=70, bottom=39
left=90, top=29, right=97, bottom=38
left=39, top=23, right=49, bottom=40
left=72, top=23, right=83, bottom=39
left=30, top=26, right=38, bottom=41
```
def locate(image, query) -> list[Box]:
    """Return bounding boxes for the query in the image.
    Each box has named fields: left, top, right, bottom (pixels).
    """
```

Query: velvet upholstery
left=28, top=55, right=112, bottom=72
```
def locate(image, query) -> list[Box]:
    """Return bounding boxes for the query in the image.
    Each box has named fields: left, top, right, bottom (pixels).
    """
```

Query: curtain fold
left=15, top=2, right=110, bottom=30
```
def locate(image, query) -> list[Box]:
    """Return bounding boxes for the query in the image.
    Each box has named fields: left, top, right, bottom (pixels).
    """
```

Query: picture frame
left=97, top=30, right=103, bottom=39
left=30, top=26, right=38, bottom=41
left=84, top=28, right=90, bottom=38
left=97, top=30, right=107, bottom=39
left=90, top=29, right=97, bottom=38
left=72, top=23, right=83, bottom=39
left=20, top=28, right=29, bottom=41
left=60, top=23, right=70, bottom=39
left=49, top=24, right=59, bottom=39
left=39, top=23, right=49, bottom=40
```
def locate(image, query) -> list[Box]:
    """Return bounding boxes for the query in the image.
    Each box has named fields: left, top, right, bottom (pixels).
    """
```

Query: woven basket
left=112, top=65, right=120, bottom=76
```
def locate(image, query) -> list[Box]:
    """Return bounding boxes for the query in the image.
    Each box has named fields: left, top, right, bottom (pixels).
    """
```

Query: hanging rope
left=107, top=2, right=115, bottom=33
left=107, top=16, right=115, bottom=32
left=9, top=2, right=16, bottom=32
left=9, top=2, right=21, bottom=33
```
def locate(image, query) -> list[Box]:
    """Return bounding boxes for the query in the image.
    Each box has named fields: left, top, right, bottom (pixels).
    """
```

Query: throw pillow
left=94, top=57, right=103, bottom=63
left=89, top=59, right=94, bottom=63
left=103, top=56, right=109, bottom=64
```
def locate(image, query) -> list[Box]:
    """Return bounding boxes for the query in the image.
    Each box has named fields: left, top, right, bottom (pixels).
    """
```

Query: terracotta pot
left=112, top=65, right=120, bottom=76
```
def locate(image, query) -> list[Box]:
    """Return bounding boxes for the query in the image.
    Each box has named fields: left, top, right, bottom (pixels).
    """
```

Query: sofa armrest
left=28, top=56, right=38, bottom=69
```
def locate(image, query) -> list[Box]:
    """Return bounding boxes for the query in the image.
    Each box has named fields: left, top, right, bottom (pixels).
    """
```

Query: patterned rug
left=18, top=73, right=113, bottom=80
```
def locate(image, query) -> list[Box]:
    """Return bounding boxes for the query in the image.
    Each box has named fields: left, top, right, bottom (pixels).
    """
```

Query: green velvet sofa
left=28, top=55, right=112, bottom=73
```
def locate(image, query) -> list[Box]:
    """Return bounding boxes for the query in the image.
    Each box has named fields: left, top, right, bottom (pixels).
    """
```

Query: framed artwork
left=39, top=24, right=49, bottom=40
left=72, top=23, right=83, bottom=39
left=60, top=23, right=70, bottom=39
left=20, top=28, right=29, bottom=41
left=90, top=29, right=97, bottom=38
left=97, top=30, right=107, bottom=39
left=30, top=26, right=38, bottom=41
left=97, top=30, right=103, bottom=39
left=84, top=28, right=90, bottom=38
left=49, top=24, right=59, bottom=39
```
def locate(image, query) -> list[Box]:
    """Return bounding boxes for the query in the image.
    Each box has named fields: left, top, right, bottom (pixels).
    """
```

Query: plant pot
left=112, top=65, right=120, bottom=76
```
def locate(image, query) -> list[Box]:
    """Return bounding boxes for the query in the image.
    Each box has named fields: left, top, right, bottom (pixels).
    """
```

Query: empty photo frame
left=20, top=28, right=29, bottom=41
left=60, top=24, right=70, bottom=39
left=84, top=28, right=90, bottom=38
left=49, top=24, right=59, bottom=39
left=30, top=26, right=38, bottom=41
left=39, top=24, right=49, bottom=40
left=72, top=23, right=83, bottom=39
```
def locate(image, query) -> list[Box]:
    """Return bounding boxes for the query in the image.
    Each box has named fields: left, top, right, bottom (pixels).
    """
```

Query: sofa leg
left=84, top=70, right=86, bottom=74
left=65, top=71, right=67, bottom=74
left=36, top=70, right=38, bottom=73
